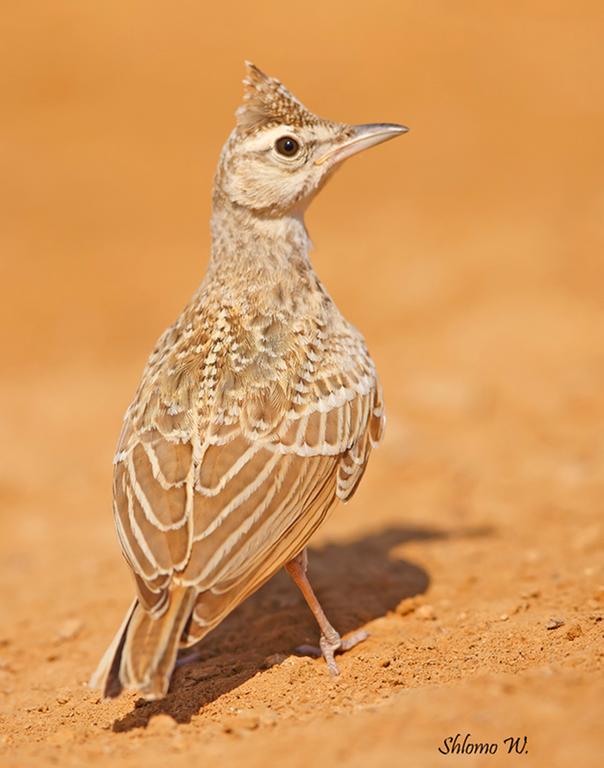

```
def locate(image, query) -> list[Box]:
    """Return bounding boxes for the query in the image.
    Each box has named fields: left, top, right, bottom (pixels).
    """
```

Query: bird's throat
left=208, top=200, right=315, bottom=301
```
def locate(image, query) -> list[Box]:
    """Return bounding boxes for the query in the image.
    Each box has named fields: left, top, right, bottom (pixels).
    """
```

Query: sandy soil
left=1, top=3, right=603, bottom=767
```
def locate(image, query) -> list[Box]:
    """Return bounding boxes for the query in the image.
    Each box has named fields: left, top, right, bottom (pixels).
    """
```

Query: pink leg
left=285, top=550, right=368, bottom=675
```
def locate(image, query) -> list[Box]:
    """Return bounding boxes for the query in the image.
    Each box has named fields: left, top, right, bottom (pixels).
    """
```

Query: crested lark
left=90, top=63, right=407, bottom=700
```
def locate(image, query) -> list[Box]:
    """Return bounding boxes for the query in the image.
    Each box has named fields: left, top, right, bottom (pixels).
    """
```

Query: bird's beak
left=314, top=123, right=408, bottom=166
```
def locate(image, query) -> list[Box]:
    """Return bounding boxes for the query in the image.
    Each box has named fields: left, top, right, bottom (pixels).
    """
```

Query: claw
left=294, top=630, right=369, bottom=675
left=320, top=633, right=341, bottom=676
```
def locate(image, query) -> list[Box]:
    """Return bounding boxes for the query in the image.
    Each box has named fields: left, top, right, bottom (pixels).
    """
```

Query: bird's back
left=113, top=263, right=384, bottom=649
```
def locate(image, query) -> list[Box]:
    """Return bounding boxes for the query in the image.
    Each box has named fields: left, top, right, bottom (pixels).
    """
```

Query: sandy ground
left=1, top=3, right=603, bottom=767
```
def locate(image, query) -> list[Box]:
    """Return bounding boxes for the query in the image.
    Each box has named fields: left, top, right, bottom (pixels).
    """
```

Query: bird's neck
left=208, top=199, right=314, bottom=286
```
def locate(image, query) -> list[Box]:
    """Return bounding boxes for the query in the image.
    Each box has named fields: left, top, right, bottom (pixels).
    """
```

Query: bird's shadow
left=111, top=523, right=489, bottom=732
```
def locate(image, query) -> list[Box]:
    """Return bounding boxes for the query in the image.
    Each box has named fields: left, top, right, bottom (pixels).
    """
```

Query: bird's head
left=213, top=62, right=407, bottom=216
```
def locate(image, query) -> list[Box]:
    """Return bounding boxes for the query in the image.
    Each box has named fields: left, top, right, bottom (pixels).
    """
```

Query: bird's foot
left=295, top=629, right=369, bottom=676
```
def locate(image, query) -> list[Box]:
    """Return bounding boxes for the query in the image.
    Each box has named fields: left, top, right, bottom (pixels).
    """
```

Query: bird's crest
left=236, top=62, right=319, bottom=133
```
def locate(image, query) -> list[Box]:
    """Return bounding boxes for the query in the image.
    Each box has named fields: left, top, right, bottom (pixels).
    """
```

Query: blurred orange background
left=2, top=1, right=602, bottom=375
left=1, top=2, right=603, bottom=766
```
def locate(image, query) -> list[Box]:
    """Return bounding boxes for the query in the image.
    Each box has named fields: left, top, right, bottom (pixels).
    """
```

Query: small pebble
left=416, top=605, right=436, bottom=621
left=565, top=624, right=583, bottom=641
left=146, top=714, right=178, bottom=734
left=545, top=617, right=565, bottom=630
left=56, top=619, right=83, bottom=642
left=521, top=588, right=541, bottom=599
left=395, top=597, right=419, bottom=616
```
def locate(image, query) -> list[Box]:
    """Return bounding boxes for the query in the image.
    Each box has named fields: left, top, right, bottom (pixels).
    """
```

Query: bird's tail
left=89, top=586, right=196, bottom=700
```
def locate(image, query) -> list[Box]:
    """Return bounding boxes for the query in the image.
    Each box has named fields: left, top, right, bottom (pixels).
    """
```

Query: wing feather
left=186, top=453, right=338, bottom=642
left=111, top=308, right=385, bottom=650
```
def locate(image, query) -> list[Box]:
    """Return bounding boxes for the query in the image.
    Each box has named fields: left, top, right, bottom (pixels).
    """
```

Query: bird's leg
left=285, top=550, right=368, bottom=676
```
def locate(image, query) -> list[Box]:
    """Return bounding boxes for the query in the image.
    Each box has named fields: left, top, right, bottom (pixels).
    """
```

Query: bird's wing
left=183, top=352, right=384, bottom=641
left=112, top=319, right=384, bottom=629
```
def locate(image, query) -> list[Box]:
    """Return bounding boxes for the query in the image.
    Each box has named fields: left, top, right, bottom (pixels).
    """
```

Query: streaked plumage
left=90, top=62, right=406, bottom=700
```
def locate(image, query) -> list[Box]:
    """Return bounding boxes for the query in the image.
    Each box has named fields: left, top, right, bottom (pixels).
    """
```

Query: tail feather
left=89, top=598, right=137, bottom=696
left=89, top=587, right=196, bottom=700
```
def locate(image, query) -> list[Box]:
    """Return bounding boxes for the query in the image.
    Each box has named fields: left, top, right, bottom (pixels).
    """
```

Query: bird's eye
left=275, top=136, right=300, bottom=157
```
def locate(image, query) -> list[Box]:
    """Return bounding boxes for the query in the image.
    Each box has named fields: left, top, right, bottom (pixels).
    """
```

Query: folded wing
left=112, top=322, right=384, bottom=645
